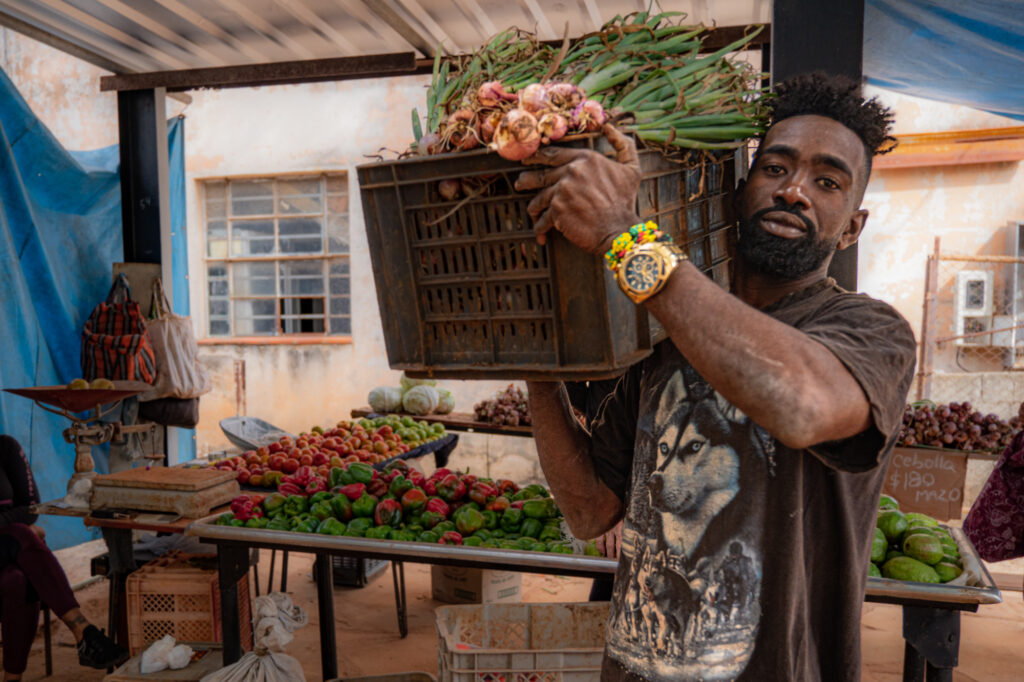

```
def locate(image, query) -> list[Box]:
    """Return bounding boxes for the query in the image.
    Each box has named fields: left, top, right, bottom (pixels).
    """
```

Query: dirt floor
left=11, top=549, right=1024, bottom=681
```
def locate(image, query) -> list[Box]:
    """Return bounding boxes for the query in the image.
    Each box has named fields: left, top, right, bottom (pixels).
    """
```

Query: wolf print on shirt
left=607, top=366, right=769, bottom=681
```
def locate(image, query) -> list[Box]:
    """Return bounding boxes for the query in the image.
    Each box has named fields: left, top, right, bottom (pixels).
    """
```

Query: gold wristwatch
left=615, top=240, right=687, bottom=303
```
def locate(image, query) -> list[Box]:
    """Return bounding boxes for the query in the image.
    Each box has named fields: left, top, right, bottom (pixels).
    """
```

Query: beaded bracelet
left=604, top=220, right=672, bottom=270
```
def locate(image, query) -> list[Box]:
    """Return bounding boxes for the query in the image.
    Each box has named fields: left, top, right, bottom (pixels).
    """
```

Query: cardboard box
left=882, top=446, right=968, bottom=520
left=430, top=565, right=522, bottom=604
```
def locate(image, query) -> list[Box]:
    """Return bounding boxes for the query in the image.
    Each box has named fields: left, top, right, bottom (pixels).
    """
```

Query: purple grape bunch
left=898, top=400, right=1023, bottom=453
left=474, top=384, right=531, bottom=426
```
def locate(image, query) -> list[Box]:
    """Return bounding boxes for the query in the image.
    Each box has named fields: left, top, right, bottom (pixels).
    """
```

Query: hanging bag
left=140, top=278, right=210, bottom=401
left=963, top=429, right=1024, bottom=562
left=81, top=274, right=157, bottom=383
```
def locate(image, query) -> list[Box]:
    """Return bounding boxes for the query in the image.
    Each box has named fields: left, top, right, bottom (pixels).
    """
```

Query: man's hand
left=594, top=522, right=622, bottom=559
left=515, top=124, right=642, bottom=255
left=30, top=524, right=46, bottom=543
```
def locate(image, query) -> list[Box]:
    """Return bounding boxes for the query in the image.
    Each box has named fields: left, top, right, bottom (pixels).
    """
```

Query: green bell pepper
left=499, top=540, right=520, bottom=550
left=284, top=495, right=308, bottom=516
left=419, top=511, right=443, bottom=530
left=525, top=484, right=549, bottom=498
left=417, top=530, right=441, bottom=544
left=309, top=491, right=334, bottom=506
left=481, top=509, right=499, bottom=530
left=329, top=494, right=353, bottom=522
left=310, top=500, right=334, bottom=521
left=539, top=523, right=563, bottom=543
left=352, top=493, right=378, bottom=518
left=516, top=536, right=540, bottom=551
left=365, top=525, right=391, bottom=539
left=347, top=462, right=375, bottom=485
left=472, top=529, right=492, bottom=540
left=389, top=474, right=414, bottom=498
left=550, top=542, right=574, bottom=554
left=215, top=512, right=235, bottom=526
left=389, top=528, right=417, bottom=542
left=329, top=466, right=348, bottom=488
left=500, top=508, right=524, bottom=533
left=228, top=518, right=246, bottom=527
left=317, top=518, right=347, bottom=535
left=584, top=540, right=602, bottom=557
left=244, top=516, right=269, bottom=529
left=434, top=520, right=456, bottom=534
left=481, top=539, right=500, bottom=548
left=261, top=493, right=288, bottom=517
left=522, top=498, right=558, bottom=520
left=490, top=529, right=506, bottom=539
left=454, top=506, right=485, bottom=535
left=463, top=536, right=484, bottom=547
left=266, top=516, right=292, bottom=531
left=344, top=517, right=373, bottom=537
left=292, top=517, right=319, bottom=533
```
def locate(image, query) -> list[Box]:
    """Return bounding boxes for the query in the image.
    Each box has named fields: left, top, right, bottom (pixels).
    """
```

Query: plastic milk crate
left=358, top=137, right=741, bottom=381
left=435, top=602, right=610, bottom=682
left=125, top=552, right=253, bottom=656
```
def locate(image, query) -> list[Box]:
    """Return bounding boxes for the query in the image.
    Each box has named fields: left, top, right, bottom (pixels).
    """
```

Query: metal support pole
left=901, top=605, right=961, bottom=681
left=771, top=0, right=865, bottom=291
left=217, top=544, right=250, bottom=666
left=314, top=553, right=338, bottom=680
left=917, top=238, right=940, bottom=399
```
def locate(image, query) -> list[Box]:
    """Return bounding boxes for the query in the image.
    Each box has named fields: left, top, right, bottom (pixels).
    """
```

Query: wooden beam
left=99, top=51, right=418, bottom=91
left=873, top=127, right=1024, bottom=169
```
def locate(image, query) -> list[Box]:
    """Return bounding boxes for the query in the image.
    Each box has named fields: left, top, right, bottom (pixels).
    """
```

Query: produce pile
left=473, top=384, right=531, bottom=426
left=368, top=373, right=455, bottom=416
left=211, top=416, right=447, bottom=488
left=66, top=377, right=114, bottom=390
left=216, top=461, right=600, bottom=555
left=413, top=11, right=767, bottom=162
left=897, top=400, right=1022, bottom=453
left=870, top=495, right=963, bottom=584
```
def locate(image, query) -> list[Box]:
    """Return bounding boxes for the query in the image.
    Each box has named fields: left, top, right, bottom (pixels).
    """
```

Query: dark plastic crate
left=330, top=556, right=390, bottom=588
left=357, top=136, right=739, bottom=380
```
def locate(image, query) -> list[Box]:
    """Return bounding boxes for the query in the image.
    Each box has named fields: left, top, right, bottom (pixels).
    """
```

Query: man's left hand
left=515, top=124, right=642, bottom=255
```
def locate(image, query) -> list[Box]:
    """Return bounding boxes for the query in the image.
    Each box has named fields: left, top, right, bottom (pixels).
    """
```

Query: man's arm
left=526, top=382, right=624, bottom=539
left=516, top=126, right=870, bottom=449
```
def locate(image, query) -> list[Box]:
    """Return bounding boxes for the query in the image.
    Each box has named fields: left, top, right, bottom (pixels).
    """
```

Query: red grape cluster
left=474, top=384, right=531, bottom=426
left=898, top=401, right=1022, bottom=453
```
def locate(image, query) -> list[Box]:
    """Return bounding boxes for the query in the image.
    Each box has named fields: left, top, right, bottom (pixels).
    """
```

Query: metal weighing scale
left=4, top=381, right=154, bottom=510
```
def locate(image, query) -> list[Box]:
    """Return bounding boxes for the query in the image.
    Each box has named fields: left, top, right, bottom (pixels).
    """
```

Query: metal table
left=187, top=520, right=1001, bottom=682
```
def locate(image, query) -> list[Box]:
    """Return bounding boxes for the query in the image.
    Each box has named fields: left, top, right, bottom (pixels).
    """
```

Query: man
left=514, top=73, right=917, bottom=681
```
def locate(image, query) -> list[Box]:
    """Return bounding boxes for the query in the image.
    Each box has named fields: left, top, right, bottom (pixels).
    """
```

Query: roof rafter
left=91, top=0, right=229, bottom=66
left=148, top=0, right=268, bottom=63
left=361, top=0, right=438, bottom=58
left=213, top=0, right=317, bottom=60
left=393, top=0, right=458, bottom=54
left=275, top=0, right=360, bottom=56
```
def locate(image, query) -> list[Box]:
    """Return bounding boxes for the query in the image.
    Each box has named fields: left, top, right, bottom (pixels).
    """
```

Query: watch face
left=623, top=253, right=661, bottom=292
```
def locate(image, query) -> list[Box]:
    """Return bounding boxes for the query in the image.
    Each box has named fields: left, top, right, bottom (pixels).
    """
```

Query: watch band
left=615, top=241, right=687, bottom=304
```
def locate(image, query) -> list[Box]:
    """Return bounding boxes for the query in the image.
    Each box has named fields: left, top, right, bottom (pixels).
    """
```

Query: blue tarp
left=0, top=67, right=191, bottom=550
left=865, top=0, right=1024, bottom=121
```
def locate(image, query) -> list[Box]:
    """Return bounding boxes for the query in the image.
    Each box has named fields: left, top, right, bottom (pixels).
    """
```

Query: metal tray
left=218, top=416, right=294, bottom=451
left=5, top=381, right=151, bottom=414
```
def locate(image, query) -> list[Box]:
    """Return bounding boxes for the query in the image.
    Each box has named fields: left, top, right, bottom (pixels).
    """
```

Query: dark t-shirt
left=590, top=279, right=917, bottom=682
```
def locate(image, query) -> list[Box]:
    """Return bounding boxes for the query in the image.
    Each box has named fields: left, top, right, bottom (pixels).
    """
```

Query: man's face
left=737, top=115, right=869, bottom=280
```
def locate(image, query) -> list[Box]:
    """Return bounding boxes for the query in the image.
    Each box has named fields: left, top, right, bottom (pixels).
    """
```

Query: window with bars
left=203, top=174, right=351, bottom=337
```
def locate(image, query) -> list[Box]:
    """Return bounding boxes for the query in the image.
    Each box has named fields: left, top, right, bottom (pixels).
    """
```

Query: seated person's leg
left=0, top=564, right=40, bottom=681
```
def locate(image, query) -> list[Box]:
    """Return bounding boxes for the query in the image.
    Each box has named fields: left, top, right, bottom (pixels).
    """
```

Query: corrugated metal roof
left=0, top=0, right=769, bottom=75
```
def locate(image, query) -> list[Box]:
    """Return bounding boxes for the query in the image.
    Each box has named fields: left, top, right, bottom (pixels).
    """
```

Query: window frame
left=199, top=172, right=352, bottom=342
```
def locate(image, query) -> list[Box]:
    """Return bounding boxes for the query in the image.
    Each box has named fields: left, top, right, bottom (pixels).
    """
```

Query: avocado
left=871, top=527, right=888, bottom=563
left=878, top=494, right=900, bottom=511
left=904, top=512, right=939, bottom=528
left=885, top=549, right=905, bottom=562
left=877, top=510, right=908, bottom=543
left=868, top=563, right=882, bottom=578
left=882, top=556, right=941, bottom=583
left=903, top=534, right=945, bottom=565
left=934, top=561, right=963, bottom=582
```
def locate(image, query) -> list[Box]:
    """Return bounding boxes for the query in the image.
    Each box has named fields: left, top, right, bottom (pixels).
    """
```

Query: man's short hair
left=762, top=73, right=897, bottom=175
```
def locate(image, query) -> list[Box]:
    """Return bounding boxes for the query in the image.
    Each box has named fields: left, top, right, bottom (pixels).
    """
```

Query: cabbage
left=402, top=385, right=440, bottom=415
left=400, top=372, right=437, bottom=395
left=368, top=386, right=403, bottom=413
left=435, top=388, right=456, bottom=415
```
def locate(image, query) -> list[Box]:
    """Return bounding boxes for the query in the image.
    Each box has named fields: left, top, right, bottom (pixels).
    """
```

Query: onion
left=480, top=110, right=503, bottom=143
left=446, top=109, right=479, bottom=151
left=477, top=81, right=517, bottom=108
left=538, top=113, right=568, bottom=143
left=572, top=99, right=608, bottom=132
left=518, top=83, right=550, bottom=115
left=417, top=132, right=441, bottom=156
left=492, top=109, right=541, bottom=161
left=546, top=82, right=584, bottom=109
left=438, top=179, right=461, bottom=201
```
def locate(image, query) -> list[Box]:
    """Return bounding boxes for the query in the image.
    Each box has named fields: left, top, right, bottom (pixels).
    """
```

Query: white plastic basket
left=435, top=602, right=609, bottom=682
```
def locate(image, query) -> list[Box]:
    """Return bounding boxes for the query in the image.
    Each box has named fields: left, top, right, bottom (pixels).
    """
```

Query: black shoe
left=77, top=625, right=130, bottom=669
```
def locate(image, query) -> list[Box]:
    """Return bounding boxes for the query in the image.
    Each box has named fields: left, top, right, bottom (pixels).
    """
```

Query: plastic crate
left=358, top=137, right=739, bottom=380
left=435, top=602, right=610, bottom=682
left=331, top=555, right=390, bottom=587
left=126, top=552, right=253, bottom=656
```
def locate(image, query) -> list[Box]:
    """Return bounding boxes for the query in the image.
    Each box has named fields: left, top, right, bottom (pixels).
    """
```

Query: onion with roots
left=445, top=109, right=480, bottom=150
left=480, top=110, right=504, bottom=144
left=572, top=99, right=608, bottom=132
left=477, top=81, right=518, bottom=108
left=438, top=179, right=461, bottom=201
left=518, top=83, right=550, bottom=115
left=546, top=83, right=584, bottom=109
left=492, top=109, right=541, bottom=161
left=416, top=132, right=441, bottom=156
left=538, top=113, right=568, bottom=143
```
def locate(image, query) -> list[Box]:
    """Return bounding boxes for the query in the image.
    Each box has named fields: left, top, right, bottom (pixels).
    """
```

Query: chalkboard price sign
left=882, top=446, right=968, bottom=520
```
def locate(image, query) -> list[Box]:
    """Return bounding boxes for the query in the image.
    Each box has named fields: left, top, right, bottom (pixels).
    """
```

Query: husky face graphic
left=647, top=372, right=742, bottom=559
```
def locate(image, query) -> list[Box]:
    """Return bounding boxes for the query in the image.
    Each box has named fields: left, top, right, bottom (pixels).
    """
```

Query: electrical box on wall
left=954, top=270, right=994, bottom=346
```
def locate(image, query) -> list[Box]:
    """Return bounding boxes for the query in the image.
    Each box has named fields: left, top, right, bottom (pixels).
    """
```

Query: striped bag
left=81, top=274, right=157, bottom=383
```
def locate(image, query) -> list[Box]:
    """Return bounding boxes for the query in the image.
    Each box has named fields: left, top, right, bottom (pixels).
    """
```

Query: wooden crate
left=126, top=552, right=252, bottom=656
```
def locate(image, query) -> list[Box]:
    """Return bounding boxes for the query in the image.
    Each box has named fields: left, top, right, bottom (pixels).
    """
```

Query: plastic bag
left=141, top=278, right=211, bottom=401
left=168, top=643, right=195, bottom=670
left=140, top=635, right=176, bottom=674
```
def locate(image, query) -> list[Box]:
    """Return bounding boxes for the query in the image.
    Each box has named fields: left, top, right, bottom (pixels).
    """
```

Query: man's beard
left=736, top=205, right=838, bottom=280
